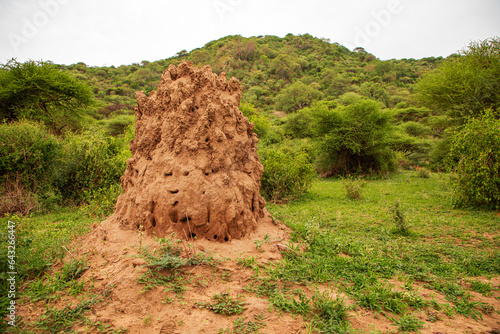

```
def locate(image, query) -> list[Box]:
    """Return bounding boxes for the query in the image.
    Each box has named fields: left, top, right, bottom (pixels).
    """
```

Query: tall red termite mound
left=111, top=61, right=266, bottom=241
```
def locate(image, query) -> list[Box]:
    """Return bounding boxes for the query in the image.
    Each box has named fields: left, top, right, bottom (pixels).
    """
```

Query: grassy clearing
left=261, top=170, right=500, bottom=330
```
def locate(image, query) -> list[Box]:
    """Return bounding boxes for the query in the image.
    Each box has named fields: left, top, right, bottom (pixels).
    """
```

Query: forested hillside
left=61, top=33, right=448, bottom=173
left=63, top=33, right=444, bottom=115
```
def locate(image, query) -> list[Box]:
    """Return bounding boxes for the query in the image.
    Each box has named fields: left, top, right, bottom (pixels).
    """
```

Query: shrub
left=313, top=100, right=397, bottom=176
left=248, top=114, right=271, bottom=139
left=415, top=166, right=431, bottom=178
left=0, top=120, right=61, bottom=187
left=260, top=147, right=315, bottom=203
left=401, top=121, right=432, bottom=138
left=343, top=177, right=366, bottom=200
left=0, top=121, right=130, bottom=214
left=0, top=121, right=62, bottom=214
left=448, top=111, right=500, bottom=209
left=283, top=109, right=315, bottom=138
left=55, top=128, right=127, bottom=203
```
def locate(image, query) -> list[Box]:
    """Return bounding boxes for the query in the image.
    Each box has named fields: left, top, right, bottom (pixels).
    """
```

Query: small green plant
left=34, top=297, right=99, bottom=332
left=218, top=315, right=267, bottom=334
left=391, top=314, right=424, bottom=332
left=425, top=310, right=439, bottom=323
left=390, top=200, right=411, bottom=236
left=343, top=177, right=366, bottom=201
left=312, top=292, right=349, bottom=333
left=469, top=280, right=493, bottom=296
left=415, top=166, right=431, bottom=178
left=142, top=314, right=153, bottom=326
left=137, top=269, right=187, bottom=296
left=25, top=258, right=88, bottom=302
left=197, top=291, right=246, bottom=315
left=236, top=255, right=256, bottom=268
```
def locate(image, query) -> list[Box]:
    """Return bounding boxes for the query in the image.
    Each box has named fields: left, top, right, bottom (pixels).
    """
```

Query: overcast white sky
left=1, top=0, right=499, bottom=67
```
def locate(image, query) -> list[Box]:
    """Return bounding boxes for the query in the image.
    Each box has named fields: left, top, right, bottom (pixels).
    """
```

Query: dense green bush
left=313, top=100, right=397, bottom=176
left=259, top=147, right=315, bottom=203
left=284, top=109, right=315, bottom=138
left=0, top=121, right=130, bottom=214
left=0, top=121, right=62, bottom=214
left=55, top=128, right=128, bottom=203
left=448, top=111, right=500, bottom=209
left=274, top=81, right=323, bottom=112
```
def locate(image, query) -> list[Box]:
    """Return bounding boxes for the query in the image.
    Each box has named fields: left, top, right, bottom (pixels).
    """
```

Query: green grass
left=34, top=297, right=100, bottom=333
left=218, top=315, right=267, bottom=334
left=0, top=207, right=97, bottom=331
left=391, top=314, right=425, bottom=332
left=262, top=171, right=499, bottom=326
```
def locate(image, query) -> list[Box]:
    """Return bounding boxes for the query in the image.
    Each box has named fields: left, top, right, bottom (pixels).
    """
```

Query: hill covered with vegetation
left=62, top=33, right=449, bottom=175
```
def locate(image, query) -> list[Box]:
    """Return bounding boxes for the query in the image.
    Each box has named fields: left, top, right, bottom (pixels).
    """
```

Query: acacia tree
left=0, top=59, right=94, bottom=134
left=416, top=37, right=500, bottom=119
left=313, top=100, right=396, bottom=176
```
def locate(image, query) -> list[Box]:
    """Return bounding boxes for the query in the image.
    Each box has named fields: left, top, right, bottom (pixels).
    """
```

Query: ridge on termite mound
left=111, top=61, right=267, bottom=242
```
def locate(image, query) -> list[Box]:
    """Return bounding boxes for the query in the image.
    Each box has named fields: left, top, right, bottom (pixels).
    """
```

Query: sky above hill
left=1, top=0, right=499, bottom=66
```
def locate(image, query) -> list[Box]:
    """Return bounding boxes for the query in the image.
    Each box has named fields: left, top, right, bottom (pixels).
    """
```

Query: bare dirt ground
left=18, top=214, right=500, bottom=333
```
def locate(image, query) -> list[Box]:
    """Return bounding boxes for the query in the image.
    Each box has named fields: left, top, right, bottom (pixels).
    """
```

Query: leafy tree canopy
left=416, top=37, right=500, bottom=119
left=313, top=100, right=396, bottom=176
left=275, top=81, right=323, bottom=112
left=0, top=59, right=95, bottom=134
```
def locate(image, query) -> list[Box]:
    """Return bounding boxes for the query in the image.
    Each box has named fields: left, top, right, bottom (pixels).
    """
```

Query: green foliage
left=313, top=100, right=397, bottom=176
left=0, top=120, right=62, bottom=214
left=140, top=236, right=218, bottom=272
left=218, top=316, right=266, bottom=334
left=343, top=177, right=366, bottom=201
left=265, top=172, right=500, bottom=324
left=25, top=259, right=88, bottom=302
left=283, top=109, right=315, bottom=139
left=34, top=297, right=98, bottom=333
left=390, top=200, right=412, bottom=236
left=0, top=59, right=95, bottom=133
left=259, top=146, right=315, bottom=203
left=248, top=114, right=271, bottom=139
left=416, top=166, right=431, bottom=178
left=55, top=128, right=127, bottom=203
left=417, top=37, right=500, bottom=119
left=401, top=121, right=432, bottom=138
left=0, top=121, right=129, bottom=214
left=359, top=82, right=389, bottom=107
left=274, top=81, right=323, bottom=112
left=197, top=291, right=246, bottom=315
left=99, top=114, right=135, bottom=136
left=390, top=314, right=425, bottom=332
left=448, top=111, right=500, bottom=209
left=469, top=280, right=493, bottom=296
left=312, top=292, right=349, bottom=334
